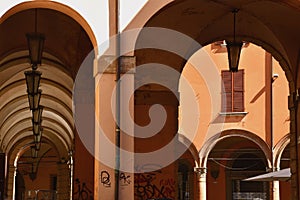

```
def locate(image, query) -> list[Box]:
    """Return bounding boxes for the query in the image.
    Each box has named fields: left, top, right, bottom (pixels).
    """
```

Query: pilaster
left=94, top=55, right=135, bottom=200
left=288, top=91, right=299, bottom=200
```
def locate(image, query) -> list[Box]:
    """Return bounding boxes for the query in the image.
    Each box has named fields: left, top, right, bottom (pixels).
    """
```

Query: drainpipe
left=265, top=52, right=273, bottom=165
left=115, top=0, right=121, bottom=199
left=267, top=52, right=281, bottom=200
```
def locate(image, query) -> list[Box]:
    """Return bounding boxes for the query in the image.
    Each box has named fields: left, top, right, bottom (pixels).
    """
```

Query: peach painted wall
left=272, top=59, right=290, bottom=145
left=181, top=43, right=290, bottom=152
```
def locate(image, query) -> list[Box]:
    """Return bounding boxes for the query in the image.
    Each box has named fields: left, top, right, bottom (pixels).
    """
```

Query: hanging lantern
left=32, top=106, right=43, bottom=124
left=226, top=9, right=243, bottom=72
left=26, top=32, right=45, bottom=70
left=24, top=70, right=42, bottom=95
left=27, top=89, right=42, bottom=111
left=31, top=146, right=38, bottom=159
left=226, top=41, right=243, bottom=72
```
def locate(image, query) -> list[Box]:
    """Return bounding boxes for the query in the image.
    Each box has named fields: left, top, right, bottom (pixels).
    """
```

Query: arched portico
left=199, top=130, right=272, bottom=200
left=274, top=134, right=290, bottom=170
left=0, top=2, right=96, bottom=199
left=132, top=1, right=300, bottom=199
left=199, top=130, right=272, bottom=169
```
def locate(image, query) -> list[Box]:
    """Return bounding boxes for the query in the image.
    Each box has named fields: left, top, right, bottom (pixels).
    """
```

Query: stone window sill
left=219, top=112, right=248, bottom=116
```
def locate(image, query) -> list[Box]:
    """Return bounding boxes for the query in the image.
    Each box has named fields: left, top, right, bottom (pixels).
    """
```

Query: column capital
left=194, top=167, right=207, bottom=178
left=94, top=55, right=136, bottom=76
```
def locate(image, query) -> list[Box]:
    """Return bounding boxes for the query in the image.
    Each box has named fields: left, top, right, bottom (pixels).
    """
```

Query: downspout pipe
left=115, top=0, right=121, bottom=199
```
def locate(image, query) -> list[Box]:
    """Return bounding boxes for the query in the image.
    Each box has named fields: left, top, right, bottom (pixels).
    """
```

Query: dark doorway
left=227, top=153, right=268, bottom=200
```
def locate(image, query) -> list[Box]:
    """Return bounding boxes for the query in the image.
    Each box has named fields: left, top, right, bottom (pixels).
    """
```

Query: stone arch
left=178, top=134, right=200, bottom=168
left=132, top=0, right=296, bottom=93
left=199, top=129, right=272, bottom=169
left=7, top=136, right=63, bottom=200
left=0, top=2, right=96, bottom=199
left=274, top=133, right=290, bottom=170
left=0, top=1, right=97, bottom=49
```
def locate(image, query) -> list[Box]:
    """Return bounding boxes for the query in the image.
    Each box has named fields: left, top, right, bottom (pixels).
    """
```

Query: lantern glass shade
left=32, top=106, right=43, bottom=124
left=34, top=132, right=42, bottom=144
left=28, top=89, right=42, bottom=110
left=26, top=32, right=45, bottom=68
left=25, top=70, right=41, bottom=95
left=226, top=41, right=243, bottom=72
left=31, top=146, right=38, bottom=158
left=32, top=122, right=41, bottom=135
left=35, top=142, right=41, bottom=151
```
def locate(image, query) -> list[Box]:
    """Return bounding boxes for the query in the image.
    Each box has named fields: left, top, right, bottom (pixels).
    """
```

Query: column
left=6, top=165, right=15, bottom=200
left=119, top=57, right=135, bottom=199
left=194, top=167, right=207, bottom=200
left=288, top=92, right=299, bottom=200
left=94, top=56, right=135, bottom=200
left=69, top=151, right=74, bottom=200
left=134, top=90, right=179, bottom=200
left=273, top=180, right=280, bottom=200
left=0, top=153, right=5, bottom=200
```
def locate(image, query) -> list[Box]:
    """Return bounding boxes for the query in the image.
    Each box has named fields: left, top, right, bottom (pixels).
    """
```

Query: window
left=178, top=162, right=193, bottom=200
left=221, top=70, right=244, bottom=112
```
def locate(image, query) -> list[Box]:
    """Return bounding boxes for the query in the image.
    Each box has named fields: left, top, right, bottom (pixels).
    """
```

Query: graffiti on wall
left=73, top=178, right=93, bottom=200
left=100, top=171, right=111, bottom=187
left=100, top=171, right=132, bottom=187
left=134, top=171, right=175, bottom=200
left=120, top=172, right=131, bottom=186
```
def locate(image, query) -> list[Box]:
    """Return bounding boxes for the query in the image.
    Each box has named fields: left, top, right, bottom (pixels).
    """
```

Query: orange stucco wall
left=181, top=43, right=289, bottom=152
left=179, top=43, right=290, bottom=199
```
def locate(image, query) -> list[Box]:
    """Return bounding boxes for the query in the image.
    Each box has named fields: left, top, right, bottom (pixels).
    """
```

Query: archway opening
left=0, top=2, right=95, bottom=199
left=15, top=143, right=60, bottom=199
left=207, top=136, right=269, bottom=200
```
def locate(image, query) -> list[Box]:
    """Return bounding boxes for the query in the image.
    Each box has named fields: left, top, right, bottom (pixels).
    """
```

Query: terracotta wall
left=134, top=93, right=178, bottom=199
left=73, top=129, right=94, bottom=197
left=23, top=162, right=57, bottom=191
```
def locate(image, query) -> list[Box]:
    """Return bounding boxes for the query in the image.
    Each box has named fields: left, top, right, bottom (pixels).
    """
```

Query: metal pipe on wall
left=114, top=0, right=121, bottom=199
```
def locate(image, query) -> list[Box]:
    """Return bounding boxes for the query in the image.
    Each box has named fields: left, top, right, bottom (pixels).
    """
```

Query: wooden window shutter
left=233, top=70, right=244, bottom=112
left=221, top=70, right=244, bottom=112
left=221, top=71, right=233, bottom=112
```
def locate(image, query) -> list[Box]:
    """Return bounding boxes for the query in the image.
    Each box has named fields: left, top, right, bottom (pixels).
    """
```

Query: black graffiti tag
left=120, top=172, right=131, bottom=186
left=100, top=171, right=111, bottom=187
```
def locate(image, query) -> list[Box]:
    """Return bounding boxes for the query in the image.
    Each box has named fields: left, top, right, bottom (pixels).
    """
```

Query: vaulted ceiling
left=0, top=7, right=94, bottom=159
left=135, top=0, right=300, bottom=86
left=0, top=8, right=93, bottom=79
